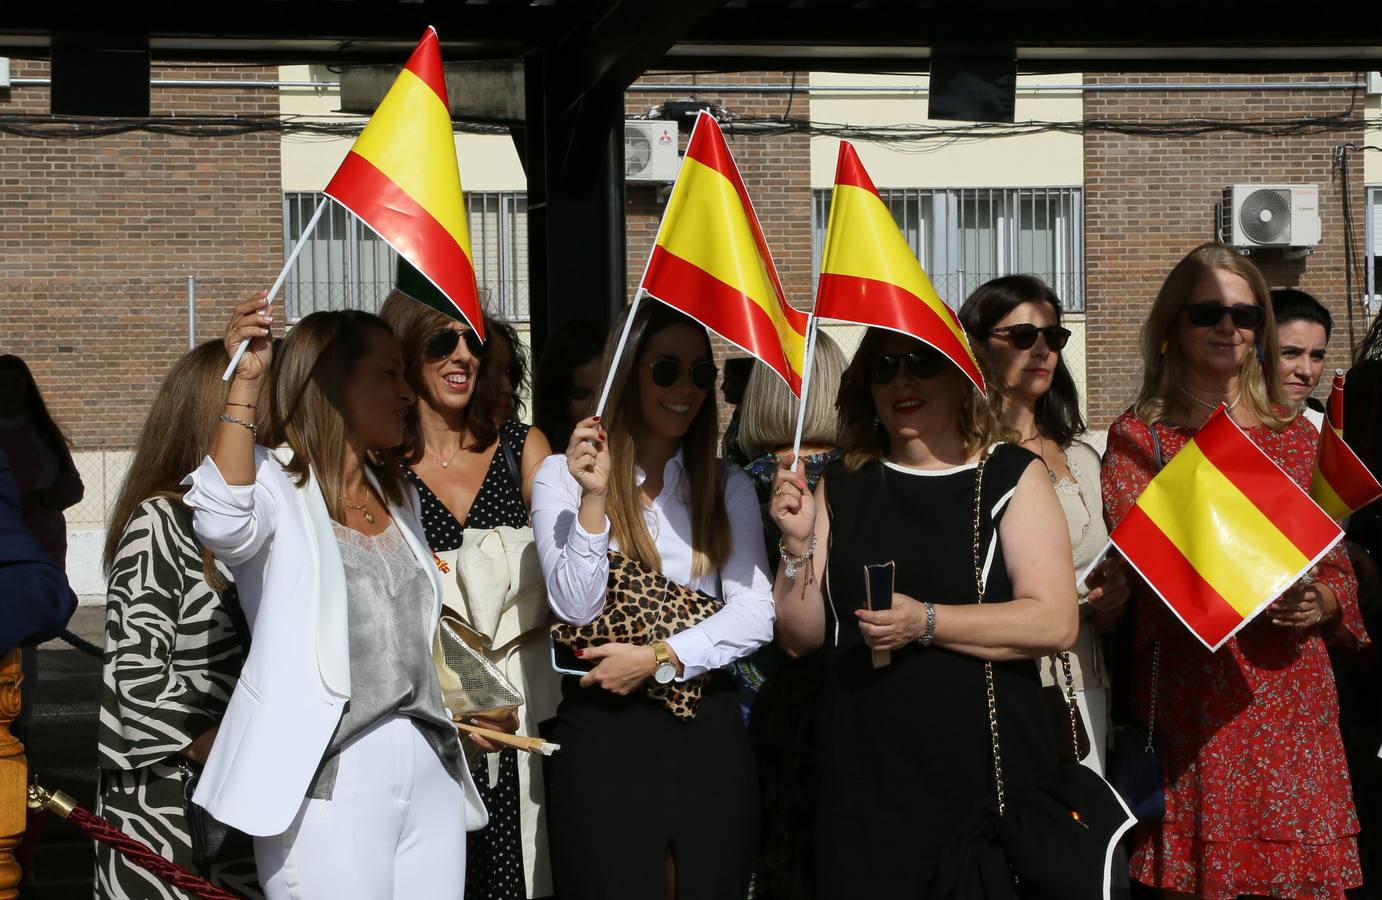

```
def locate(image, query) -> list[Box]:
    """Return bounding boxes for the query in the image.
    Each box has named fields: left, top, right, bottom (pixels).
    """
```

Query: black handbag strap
left=1142, top=418, right=1165, bottom=752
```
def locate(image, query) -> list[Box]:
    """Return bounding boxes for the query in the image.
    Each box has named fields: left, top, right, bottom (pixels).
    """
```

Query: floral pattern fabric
left=1102, top=410, right=1368, bottom=900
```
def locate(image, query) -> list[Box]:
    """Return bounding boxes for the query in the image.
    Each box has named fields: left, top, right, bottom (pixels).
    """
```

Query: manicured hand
left=579, top=642, right=659, bottom=695
left=566, top=416, right=610, bottom=499
left=769, top=455, right=813, bottom=551
left=224, top=291, right=273, bottom=382
left=1270, top=581, right=1326, bottom=630
left=856, top=592, right=926, bottom=651
left=463, top=709, right=521, bottom=754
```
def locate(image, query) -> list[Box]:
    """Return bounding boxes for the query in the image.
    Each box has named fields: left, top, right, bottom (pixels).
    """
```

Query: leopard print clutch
left=551, top=550, right=724, bottom=720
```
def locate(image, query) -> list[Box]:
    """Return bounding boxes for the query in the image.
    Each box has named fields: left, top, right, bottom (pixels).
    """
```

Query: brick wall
left=0, top=59, right=283, bottom=450
left=1083, top=73, right=1364, bottom=428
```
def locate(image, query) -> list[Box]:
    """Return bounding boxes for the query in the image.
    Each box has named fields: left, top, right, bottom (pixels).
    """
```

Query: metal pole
left=187, top=275, right=196, bottom=349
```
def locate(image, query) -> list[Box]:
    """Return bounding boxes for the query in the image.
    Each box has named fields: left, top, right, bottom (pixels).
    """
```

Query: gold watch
left=651, top=641, right=677, bottom=685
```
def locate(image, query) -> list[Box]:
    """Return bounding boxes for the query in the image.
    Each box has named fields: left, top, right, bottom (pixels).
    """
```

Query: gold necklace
left=340, top=494, right=376, bottom=524
left=1178, top=385, right=1241, bottom=413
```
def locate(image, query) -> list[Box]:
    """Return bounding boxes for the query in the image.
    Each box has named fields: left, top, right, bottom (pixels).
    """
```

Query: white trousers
left=254, top=715, right=468, bottom=900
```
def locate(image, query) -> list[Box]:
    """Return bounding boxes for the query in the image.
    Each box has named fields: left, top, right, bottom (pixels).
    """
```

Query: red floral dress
left=1102, top=410, right=1368, bottom=900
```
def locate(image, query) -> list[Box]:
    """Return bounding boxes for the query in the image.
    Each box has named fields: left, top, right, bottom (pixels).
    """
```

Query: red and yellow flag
left=641, top=111, right=809, bottom=395
left=1310, top=371, right=1382, bottom=519
left=814, top=142, right=985, bottom=394
left=323, top=27, right=483, bottom=339
left=1111, top=407, right=1343, bottom=651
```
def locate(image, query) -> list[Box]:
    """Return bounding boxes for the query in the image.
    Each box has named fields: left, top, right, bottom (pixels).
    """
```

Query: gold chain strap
left=1057, top=649, right=1082, bottom=756
left=970, top=449, right=1006, bottom=817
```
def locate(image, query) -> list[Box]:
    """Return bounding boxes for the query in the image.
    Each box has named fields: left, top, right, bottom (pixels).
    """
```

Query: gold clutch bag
left=432, top=612, right=523, bottom=719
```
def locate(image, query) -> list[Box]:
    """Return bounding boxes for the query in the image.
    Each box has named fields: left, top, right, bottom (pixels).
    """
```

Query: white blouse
left=530, top=450, right=774, bottom=681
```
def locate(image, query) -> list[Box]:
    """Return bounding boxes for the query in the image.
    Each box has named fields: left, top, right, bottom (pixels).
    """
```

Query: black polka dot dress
left=407, top=421, right=534, bottom=900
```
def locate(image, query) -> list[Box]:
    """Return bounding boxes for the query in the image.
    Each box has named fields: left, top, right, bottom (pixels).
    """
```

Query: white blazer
left=182, top=446, right=487, bottom=837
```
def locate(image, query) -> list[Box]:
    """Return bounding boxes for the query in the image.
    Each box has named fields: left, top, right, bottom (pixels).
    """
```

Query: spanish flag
left=1310, top=371, right=1382, bottom=519
left=641, top=111, right=809, bottom=395
left=814, top=142, right=985, bottom=395
left=323, top=27, right=484, bottom=339
left=1111, top=407, right=1343, bottom=651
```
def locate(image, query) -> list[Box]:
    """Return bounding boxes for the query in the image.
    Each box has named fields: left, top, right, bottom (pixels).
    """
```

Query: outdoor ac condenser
left=1218, top=184, right=1321, bottom=249
left=624, top=121, right=680, bottom=183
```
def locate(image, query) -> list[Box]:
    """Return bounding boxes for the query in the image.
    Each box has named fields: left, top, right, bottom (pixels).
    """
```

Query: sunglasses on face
left=648, top=358, right=718, bottom=390
left=868, top=348, right=949, bottom=384
left=424, top=327, right=487, bottom=361
left=988, top=323, right=1072, bottom=352
left=1183, top=301, right=1264, bottom=331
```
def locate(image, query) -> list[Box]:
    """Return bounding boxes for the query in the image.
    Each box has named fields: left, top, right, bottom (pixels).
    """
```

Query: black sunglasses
left=649, top=358, right=718, bottom=390
left=424, top=327, right=487, bottom=361
left=869, top=348, right=949, bottom=384
left=1184, top=302, right=1264, bottom=331
left=989, top=323, right=1072, bottom=352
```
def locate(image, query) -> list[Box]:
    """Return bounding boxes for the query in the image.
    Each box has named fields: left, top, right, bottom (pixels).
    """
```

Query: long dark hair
left=600, top=302, right=727, bottom=577
left=104, top=341, right=234, bottom=587
left=476, top=317, right=528, bottom=422
left=0, top=355, right=75, bottom=468
left=532, top=318, right=608, bottom=452
left=379, top=291, right=499, bottom=462
left=959, top=275, right=1086, bottom=448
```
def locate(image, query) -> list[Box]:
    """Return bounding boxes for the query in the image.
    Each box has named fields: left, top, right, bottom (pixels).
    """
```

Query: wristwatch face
left=654, top=662, right=677, bottom=685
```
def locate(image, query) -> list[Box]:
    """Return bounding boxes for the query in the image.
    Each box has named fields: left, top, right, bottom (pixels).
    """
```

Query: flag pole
left=790, top=316, right=821, bottom=465
left=222, top=196, right=331, bottom=381
left=594, top=288, right=645, bottom=418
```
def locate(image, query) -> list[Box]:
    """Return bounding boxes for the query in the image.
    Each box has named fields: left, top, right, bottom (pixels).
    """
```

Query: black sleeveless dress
left=407, top=421, right=536, bottom=900
left=814, top=444, right=1058, bottom=898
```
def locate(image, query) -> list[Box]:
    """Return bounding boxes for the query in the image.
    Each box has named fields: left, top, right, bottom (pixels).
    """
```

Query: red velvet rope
left=66, top=806, right=241, bottom=900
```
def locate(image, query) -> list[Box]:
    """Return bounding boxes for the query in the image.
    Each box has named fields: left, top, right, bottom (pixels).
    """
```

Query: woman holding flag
left=530, top=300, right=773, bottom=900
left=1102, top=242, right=1366, bottom=899
left=769, top=326, right=1079, bottom=896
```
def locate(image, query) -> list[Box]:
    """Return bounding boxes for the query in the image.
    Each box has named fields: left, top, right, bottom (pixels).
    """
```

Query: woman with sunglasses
left=770, top=328, right=1078, bottom=897
left=960, top=275, right=1129, bottom=775
left=1102, top=242, right=1366, bottom=900
left=530, top=302, right=773, bottom=900
left=379, top=293, right=554, bottom=900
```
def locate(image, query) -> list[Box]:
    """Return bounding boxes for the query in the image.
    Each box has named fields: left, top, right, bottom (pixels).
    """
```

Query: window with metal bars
left=812, top=186, right=1085, bottom=312
left=1367, top=185, right=1382, bottom=313
left=282, top=191, right=530, bottom=322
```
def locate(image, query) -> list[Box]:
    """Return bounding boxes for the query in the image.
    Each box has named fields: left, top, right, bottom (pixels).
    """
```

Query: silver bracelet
left=919, top=601, right=936, bottom=647
left=777, top=533, right=817, bottom=580
left=218, top=413, right=257, bottom=436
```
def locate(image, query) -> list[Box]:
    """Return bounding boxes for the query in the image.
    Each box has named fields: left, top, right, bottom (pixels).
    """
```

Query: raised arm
left=770, top=456, right=829, bottom=657
left=530, top=441, right=612, bottom=625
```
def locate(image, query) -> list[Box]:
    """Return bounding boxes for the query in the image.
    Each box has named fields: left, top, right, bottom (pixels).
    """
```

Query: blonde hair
left=270, top=310, right=408, bottom=523
left=105, top=340, right=246, bottom=589
left=1133, top=242, right=1287, bottom=430
left=737, top=331, right=845, bottom=459
left=600, top=302, right=729, bottom=578
left=836, top=328, right=999, bottom=471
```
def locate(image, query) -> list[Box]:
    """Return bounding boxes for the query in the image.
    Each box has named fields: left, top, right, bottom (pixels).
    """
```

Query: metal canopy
left=1, top=1, right=1380, bottom=71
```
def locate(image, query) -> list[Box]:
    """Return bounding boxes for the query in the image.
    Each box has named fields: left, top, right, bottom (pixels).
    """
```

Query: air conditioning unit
left=625, top=121, right=679, bottom=183
left=1218, top=184, right=1321, bottom=250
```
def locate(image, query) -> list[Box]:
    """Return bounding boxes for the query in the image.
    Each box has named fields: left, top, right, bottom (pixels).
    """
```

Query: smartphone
left=550, top=634, right=597, bottom=676
left=864, top=561, right=895, bottom=668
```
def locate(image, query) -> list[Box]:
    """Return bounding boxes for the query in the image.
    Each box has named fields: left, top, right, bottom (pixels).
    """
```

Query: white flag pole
left=790, top=315, right=821, bottom=465
left=594, top=288, right=645, bottom=418
left=222, top=196, right=332, bottom=381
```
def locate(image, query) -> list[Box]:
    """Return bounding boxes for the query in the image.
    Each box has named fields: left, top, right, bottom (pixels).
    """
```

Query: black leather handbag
left=179, top=758, right=245, bottom=875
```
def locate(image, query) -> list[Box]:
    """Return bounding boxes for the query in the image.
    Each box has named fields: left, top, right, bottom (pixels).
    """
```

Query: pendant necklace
left=340, top=495, right=375, bottom=524
left=431, top=443, right=463, bottom=469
